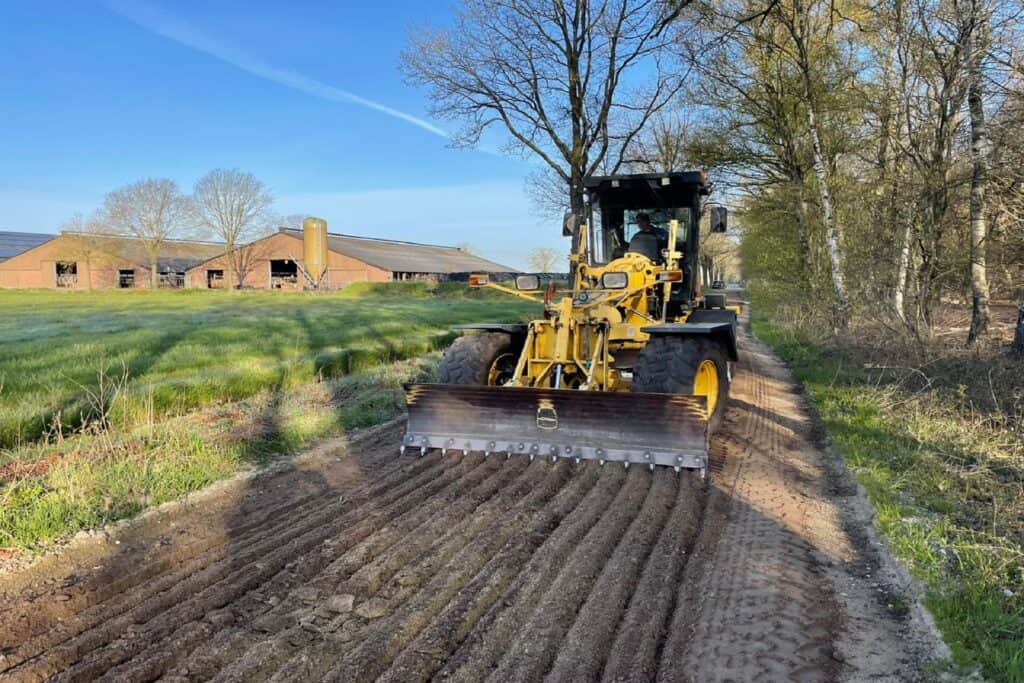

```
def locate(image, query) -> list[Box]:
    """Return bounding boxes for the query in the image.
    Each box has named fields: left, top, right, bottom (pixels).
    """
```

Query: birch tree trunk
left=806, top=98, right=849, bottom=330
left=966, top=2, right=991, bottom=345
left=785, top=0, right=849, bottom=331
left=894, top=218, right=913, bottom=324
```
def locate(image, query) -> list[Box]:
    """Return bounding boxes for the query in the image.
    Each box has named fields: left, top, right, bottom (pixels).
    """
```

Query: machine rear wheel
left=633, top=336, right=730, bottom=432
left=437, top=332, right=519, bottom=386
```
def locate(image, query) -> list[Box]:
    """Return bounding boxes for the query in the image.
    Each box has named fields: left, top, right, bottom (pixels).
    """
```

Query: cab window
left=588, top=206, right=691, bottom=265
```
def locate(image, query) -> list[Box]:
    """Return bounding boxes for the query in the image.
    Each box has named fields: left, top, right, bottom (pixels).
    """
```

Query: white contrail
left=103, top=0, right=449, bottom=138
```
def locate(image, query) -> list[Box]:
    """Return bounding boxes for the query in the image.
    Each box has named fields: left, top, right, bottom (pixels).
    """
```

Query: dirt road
left=0, top=320, right=945, bottom=682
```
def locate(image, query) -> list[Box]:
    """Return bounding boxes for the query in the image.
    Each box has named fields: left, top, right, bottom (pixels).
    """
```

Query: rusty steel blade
left=402, top=383, right=708, bottom=471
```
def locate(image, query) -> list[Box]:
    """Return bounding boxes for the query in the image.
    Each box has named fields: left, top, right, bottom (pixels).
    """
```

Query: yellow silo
left=302, top=217, right=329, bottom=283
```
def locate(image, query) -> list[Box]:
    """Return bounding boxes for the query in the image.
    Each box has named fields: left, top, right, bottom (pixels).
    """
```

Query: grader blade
left=402, top=384, right=708, bottom=472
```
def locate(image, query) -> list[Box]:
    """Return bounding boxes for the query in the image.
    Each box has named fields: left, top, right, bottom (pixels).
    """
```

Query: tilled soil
left=0, top=319, right=946, bottom=682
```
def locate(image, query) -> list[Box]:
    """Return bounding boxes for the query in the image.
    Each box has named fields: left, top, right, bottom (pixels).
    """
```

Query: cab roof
left=583, top=171, right=710, bottom=207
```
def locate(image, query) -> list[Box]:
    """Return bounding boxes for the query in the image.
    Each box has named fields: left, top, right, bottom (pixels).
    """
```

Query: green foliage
left=754, top=316, right=1024, bottom=681
left=0, top=288, right=534, bottom=451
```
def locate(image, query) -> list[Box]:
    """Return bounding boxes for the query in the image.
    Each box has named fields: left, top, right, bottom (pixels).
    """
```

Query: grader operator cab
left=403, top=171, right=738, bottom=476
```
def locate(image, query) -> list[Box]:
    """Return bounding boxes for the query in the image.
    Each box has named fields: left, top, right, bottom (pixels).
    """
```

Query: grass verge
left=753, top=318, right=1023, bottom=681
left=0, top=354, right=438, bottom=553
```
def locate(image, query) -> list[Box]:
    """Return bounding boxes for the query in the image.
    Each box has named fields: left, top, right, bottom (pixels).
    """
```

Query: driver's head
left=636, top=213, right=652, bottom=231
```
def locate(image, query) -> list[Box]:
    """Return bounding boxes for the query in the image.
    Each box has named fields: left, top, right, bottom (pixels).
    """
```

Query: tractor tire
left=633, top=335, right=731, bottom=432
left=437, top=332, right=519, bottom=386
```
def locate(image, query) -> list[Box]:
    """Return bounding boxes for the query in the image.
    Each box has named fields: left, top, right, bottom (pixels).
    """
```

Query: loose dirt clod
left=0, top=313, right=948, bottom=682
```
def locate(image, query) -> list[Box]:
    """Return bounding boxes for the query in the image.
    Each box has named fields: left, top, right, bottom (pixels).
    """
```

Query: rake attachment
left=402, top=383, right=708, bottom=474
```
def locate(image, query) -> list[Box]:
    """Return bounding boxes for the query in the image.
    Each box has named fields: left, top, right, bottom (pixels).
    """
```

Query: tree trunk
left=790, top=171, right=817, bottom=292
left=225, top=239, right=237, bottom=291
left=1013, top=304, right=1024, bottom=358
left=894, top=218, right=912, bottom=324
left=150, top=256, right=159, bottom=290
left=806, top=101, right=849, bottom=330
left=966, top=9, right=991, bottom=345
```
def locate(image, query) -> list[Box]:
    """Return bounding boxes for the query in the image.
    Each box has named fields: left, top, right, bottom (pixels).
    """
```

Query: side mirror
left=562, top=210, right=581, bottom=237
left=515, top=274, right=540, bottom=290
left=710, top=206, right=728, bottom=233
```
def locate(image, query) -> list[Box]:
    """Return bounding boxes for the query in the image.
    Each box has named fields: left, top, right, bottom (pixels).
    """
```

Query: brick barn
left=184, top=225, right=514, bottom=290
left=0, top=232, right=224, bottom=289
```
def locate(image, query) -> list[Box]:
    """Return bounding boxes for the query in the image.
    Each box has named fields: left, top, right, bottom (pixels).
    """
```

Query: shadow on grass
left=19, top=322, right=199, bottom=451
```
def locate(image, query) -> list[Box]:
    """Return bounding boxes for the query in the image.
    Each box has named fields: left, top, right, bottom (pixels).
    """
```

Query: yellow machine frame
left=471, top=218, right=739, bottom=394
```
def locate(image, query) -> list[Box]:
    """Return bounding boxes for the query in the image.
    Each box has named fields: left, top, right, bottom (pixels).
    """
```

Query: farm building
left=184, top=221, right=514, bottom=290
left=0, top=232, right=224, bottom=290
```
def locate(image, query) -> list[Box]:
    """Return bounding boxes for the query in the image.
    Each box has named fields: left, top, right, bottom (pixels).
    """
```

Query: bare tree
left=623, top=111, right=693, bottom=173
left=58, top=213, right=110, bottom=291
left=193, top=169, right=274, bottom=290
left=403, top=0, right=689, bottom=220
left=527, top=247, right=562, bottom=272
left=100, top=179, right=191, bottom=289
left=455, top=242, right=480, bottom=255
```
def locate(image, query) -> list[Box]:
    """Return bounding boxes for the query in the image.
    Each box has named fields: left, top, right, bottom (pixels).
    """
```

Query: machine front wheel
left=633, top=336, right=730, bottom=432
left=437, top=332, right=519, bottom=386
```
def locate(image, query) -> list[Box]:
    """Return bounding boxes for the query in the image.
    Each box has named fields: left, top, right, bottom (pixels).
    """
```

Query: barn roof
left=0, top=231, right=56, bottom=261
left=280, top=228, right=514, bottom=274
left=59, top=233, right=225, bottom=271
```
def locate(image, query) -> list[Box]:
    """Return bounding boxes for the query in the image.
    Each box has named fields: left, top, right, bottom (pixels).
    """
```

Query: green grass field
left=0, top=285, right=535, bottom=551
left=0, top=285, right=534, bottom=451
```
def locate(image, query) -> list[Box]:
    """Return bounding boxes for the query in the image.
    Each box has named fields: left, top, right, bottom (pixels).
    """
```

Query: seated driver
left=627, top=213, right=668, bottom=262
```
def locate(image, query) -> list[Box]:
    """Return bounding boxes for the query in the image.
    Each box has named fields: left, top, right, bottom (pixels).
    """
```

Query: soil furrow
left=102, top=454, right=514, bottom=682
left=544, top=467, right=678, bottom=682
left=54, top=455, right=487, bottom=683
left=0, top=437, right=426, bottom=670
left=485, top=466, right=650, bottom=683
left=374, top=465, right=605, bottom=683
left=598, top=473, right=705, bottom=682
left=167, top=455, right=531, bottom=682
left=434, top=465, right=626, bottom=683
left=317, top=459, right=586, bottom=683
left=0, top=433, right=414, bottom=648
left=3, top=453, right=472, bottom=682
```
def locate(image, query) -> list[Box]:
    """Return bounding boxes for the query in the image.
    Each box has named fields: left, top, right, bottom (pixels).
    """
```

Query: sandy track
left=0, top=318, right=944, bottom=682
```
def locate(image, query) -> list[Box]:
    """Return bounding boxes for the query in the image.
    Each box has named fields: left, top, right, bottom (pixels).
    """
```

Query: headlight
left=515, top=274, right=540, bottom=290
left=601, top=272, right=628, bottom=289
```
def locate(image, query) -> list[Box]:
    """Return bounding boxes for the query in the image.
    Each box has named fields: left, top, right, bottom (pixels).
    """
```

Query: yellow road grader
left=403, top=171, right=739, bottom=475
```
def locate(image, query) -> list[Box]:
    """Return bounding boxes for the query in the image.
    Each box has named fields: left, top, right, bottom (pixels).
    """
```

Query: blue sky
left=0, top=1, right=564, bottom=269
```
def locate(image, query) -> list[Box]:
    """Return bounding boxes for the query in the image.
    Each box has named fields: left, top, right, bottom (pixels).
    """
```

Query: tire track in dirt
left=656, top=331, right=840, bottom=683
